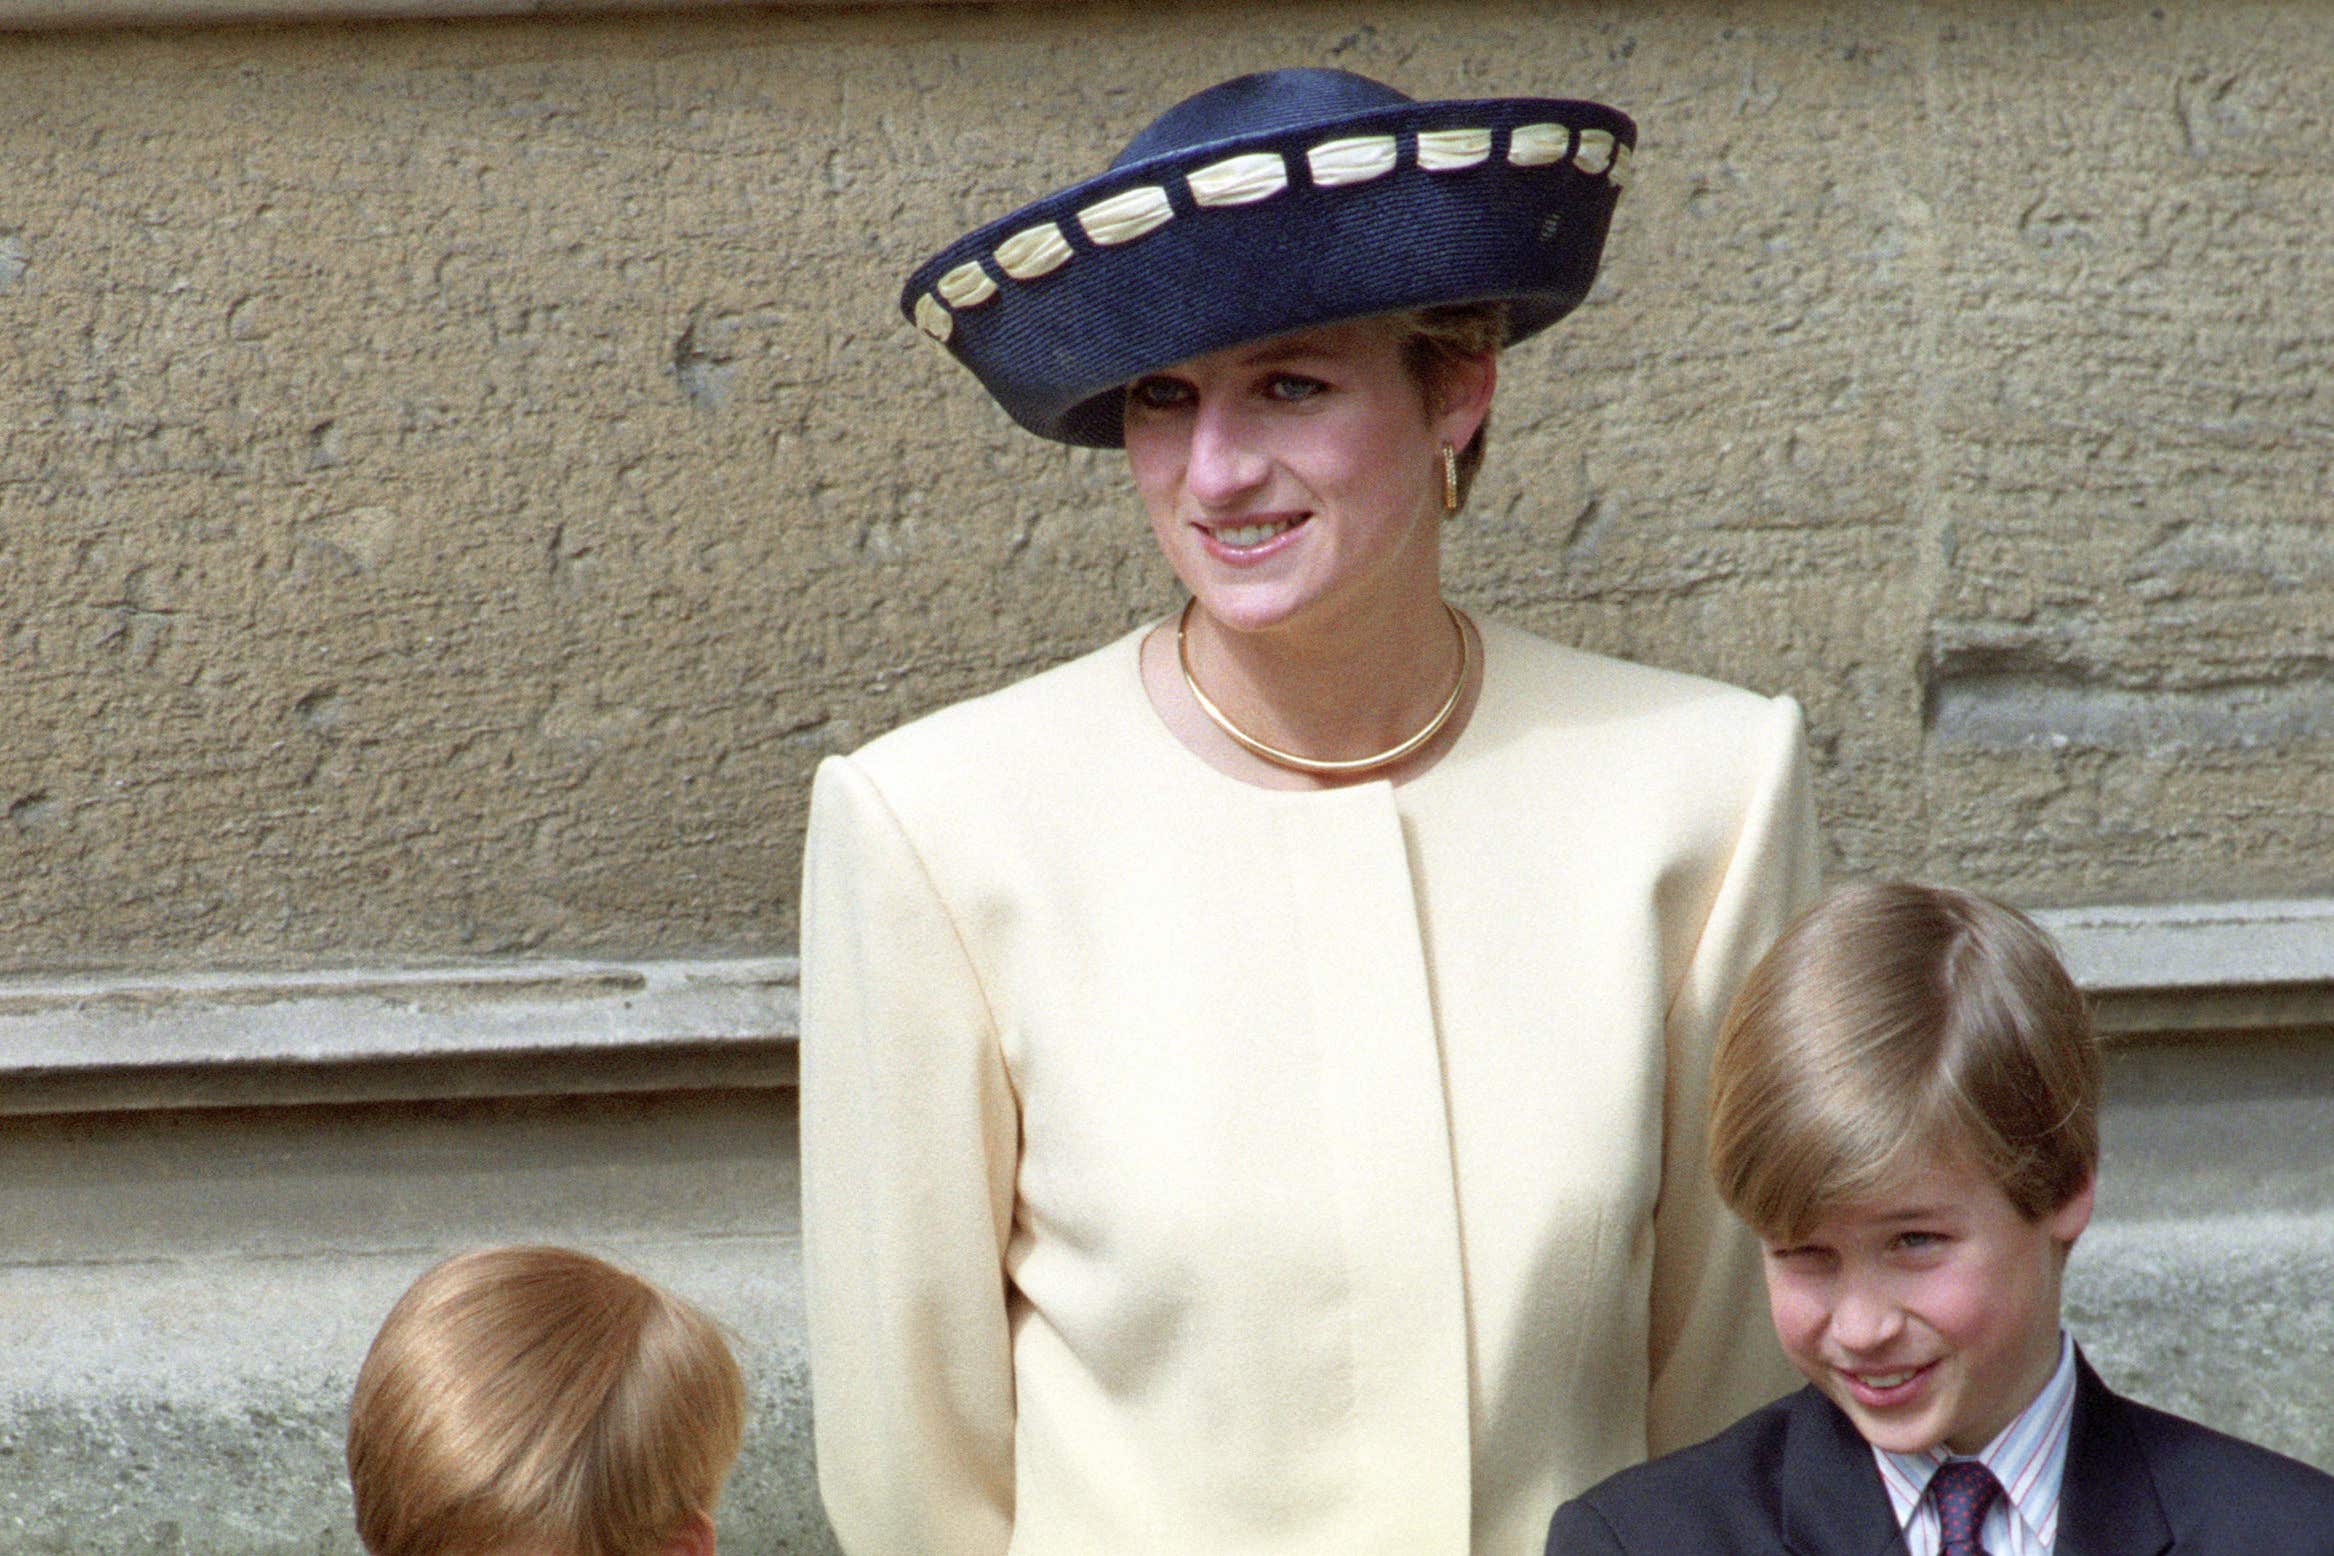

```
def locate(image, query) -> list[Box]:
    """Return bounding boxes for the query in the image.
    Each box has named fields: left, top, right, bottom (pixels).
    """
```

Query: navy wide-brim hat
left=900, top=67, right=1636, bottom=448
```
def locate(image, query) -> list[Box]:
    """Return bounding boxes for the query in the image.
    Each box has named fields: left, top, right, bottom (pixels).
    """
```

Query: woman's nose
left=1183, top=403, right=1269, bottom=506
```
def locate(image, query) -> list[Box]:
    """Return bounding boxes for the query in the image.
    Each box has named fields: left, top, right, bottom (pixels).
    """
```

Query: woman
left=802, top=68, right=1820, bottom=1556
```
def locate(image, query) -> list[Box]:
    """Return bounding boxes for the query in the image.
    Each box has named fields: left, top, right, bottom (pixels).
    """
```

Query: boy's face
left=1760, top=1145, right=2094, bottom=1456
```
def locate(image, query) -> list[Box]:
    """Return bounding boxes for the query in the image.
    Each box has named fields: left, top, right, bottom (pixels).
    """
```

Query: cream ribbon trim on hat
left=1306, top=134, right=1398, bottom=187
left=1188, top=152, right=1290, bottom=207
left=914, top=119, right=1632, bottom=339
left=913, top=293, right=953, bottom=341
left=1416, top=128, right=1492, bottom=171
left=937, top=262, right=999, bottom=309
left=1078, top=185, right=1175, bottom=246
left=995, top=222, right=1074, bottom=279
left=1507, top=123, right=1571, bottom=167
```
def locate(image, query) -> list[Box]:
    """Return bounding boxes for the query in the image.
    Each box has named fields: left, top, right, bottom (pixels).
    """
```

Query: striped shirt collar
left=1871, top=1331, right=2079, bottom=1555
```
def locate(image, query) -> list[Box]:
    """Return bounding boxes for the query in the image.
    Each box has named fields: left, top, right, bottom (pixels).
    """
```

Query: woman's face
left=1122, top=319, right=1491, bottom=640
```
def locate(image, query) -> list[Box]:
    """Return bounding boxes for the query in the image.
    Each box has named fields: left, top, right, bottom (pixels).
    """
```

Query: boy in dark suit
left=1548, top=881, right=2334, bottom=1555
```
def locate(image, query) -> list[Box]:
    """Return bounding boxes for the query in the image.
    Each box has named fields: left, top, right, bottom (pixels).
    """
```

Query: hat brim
left=902, top=97, right=1635, bottom=447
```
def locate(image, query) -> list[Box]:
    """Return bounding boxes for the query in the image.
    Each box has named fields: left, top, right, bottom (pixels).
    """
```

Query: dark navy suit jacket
left=1546, top=1349, right=2334, bottom=1555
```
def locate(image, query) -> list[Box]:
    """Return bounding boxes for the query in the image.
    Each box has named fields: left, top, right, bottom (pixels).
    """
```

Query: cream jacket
left=801, top=619, right=1820, bottom=1556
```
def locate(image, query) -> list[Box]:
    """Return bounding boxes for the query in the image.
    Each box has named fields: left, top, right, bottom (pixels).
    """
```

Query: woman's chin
left=1181, top=586, right=1321, bottom=641
left=1169, top=554, right=1311, bottom=630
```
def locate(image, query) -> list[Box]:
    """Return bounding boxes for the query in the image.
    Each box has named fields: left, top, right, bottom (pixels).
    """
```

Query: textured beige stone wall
left=0, top=0, right=968, bottom=32
left=4, top=0, right=2331, bottom=978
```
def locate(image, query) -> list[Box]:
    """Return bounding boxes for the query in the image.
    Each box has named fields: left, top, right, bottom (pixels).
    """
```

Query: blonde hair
left=1709, top=880, right=2101, bottom=1243
left=347, top=1246, right=747, bottom=1556
left=1392, top=300, right=1508, bottom=510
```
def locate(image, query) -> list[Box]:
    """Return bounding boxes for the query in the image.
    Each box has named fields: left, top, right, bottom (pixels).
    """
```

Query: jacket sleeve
left=1544, top=1495, right=1632, bottom=1556
left=1645, top=694, right=1821, bottom=1453
left=800, top=753, right=1020, bottom=1556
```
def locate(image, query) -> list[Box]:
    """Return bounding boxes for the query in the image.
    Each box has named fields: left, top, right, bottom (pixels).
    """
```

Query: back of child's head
left=347, top=1245, right=746, bottom=1556
left=1709, top=879, right=2101, bottom=1243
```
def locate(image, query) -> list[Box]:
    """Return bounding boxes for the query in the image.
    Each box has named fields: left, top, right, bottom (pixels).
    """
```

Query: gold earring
left=1440, top=441, right=1460, bottom=513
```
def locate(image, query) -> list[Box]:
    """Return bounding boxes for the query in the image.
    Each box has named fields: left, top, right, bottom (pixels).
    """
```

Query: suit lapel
left=2052, top=1349, right=2174, bottom=1556
left=1776, top=1386, right=1913, bottom=1556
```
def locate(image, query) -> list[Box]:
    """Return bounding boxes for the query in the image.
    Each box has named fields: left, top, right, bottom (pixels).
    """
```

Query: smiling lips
left=1844, top=1360, right=1938, bottom=1408
left=1196, top=514, right=1307, bottom=557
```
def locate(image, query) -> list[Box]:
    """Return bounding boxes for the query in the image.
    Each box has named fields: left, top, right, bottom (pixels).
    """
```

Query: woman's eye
left=1893, top=1231, right=1946, bottom=1254
left=1126, top=377, right=1192, bottom=411
left=1264, top=373, right=1327, bottom=402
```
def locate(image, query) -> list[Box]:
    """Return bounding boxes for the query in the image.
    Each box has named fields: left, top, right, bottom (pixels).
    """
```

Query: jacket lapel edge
left=2053, top=1347, right=2174, bottom=1556
left=1776, top=1386, right=1910, bottom=1556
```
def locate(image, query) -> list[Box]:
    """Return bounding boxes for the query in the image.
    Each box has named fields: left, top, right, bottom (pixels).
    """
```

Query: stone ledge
left=2034, top=897, right=2334, bottom=1037
left=0, top=957, right=798, bottom=1116
left=4, top=895, right=2328, bottom=1116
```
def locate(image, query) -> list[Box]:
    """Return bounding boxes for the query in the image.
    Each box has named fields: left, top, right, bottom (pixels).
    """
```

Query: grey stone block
left=0, top=1258, right=838, bottom=1556
left=2069, top=1214, right=2334, bottom=1471
left=0, top=1091, right=836, bottom=1554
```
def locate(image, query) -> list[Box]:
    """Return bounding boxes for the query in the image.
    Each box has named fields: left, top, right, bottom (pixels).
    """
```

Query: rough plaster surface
left=4, top=2, right=2333, bottom=976
left=0, top=1, right=791, bottom=30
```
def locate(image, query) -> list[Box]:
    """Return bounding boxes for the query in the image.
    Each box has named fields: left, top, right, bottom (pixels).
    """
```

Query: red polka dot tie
left=1930, top=1458, right=2003, bottom=1556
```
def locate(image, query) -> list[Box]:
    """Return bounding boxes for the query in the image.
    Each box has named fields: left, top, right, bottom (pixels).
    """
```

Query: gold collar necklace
left=1175, top=598, right=1474, bottom=777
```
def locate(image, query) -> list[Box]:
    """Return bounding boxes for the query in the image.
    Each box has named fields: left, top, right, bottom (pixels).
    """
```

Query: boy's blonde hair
left=347, top=1245, right=746, bottom=1556
left=1709, top=880, right=2101, bottom=1242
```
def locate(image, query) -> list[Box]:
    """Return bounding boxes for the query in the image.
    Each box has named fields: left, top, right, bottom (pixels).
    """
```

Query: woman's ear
left=659, top=1511, right=718, bottom=1556
left=1436, top=350, right=1498, bottom=451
